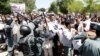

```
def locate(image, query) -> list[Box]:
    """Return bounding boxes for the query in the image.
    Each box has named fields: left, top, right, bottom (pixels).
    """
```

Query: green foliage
left=9, top=0, right=23, bottom=3
left=53, top=0, right=100, bottom=13
left=48, top=2, right=59, bottom=14
left=23, top=0, right=36, bottom=13
left=67, top=1, right=84, bottom=13
left=83, top=0, right=100, bottom=12
left=58, top=0, right=68, bottom=14
left=94, top=4, right=100, bottom=12
left=56, top=0, right=74, bottom=14
left=0, top=0, right=11, bottom=14
left=38, top=8, right=46, bottom=12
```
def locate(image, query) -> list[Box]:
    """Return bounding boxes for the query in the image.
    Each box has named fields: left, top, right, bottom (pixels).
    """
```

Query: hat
left=90, top=22, right=100, bottom=31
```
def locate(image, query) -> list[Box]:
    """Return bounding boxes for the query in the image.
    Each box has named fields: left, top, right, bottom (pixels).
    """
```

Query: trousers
left=6, top=36, right=14, bottom=56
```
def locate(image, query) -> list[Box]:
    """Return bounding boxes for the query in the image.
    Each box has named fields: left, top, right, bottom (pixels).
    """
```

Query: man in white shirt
left=58, top=20, right=72, bottom=56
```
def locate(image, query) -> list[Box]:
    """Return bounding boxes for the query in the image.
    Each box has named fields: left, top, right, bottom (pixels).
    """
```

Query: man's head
left=5, top=16, right=13, bottom=25
left=90, top=22, right=100, bottom=37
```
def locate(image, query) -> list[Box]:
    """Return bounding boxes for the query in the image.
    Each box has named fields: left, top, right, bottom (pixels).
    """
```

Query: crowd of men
left=0, top=12, right=100, bottom=56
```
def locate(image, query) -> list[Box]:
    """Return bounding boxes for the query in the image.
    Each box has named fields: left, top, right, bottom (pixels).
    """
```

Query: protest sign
left=10, top=3, right=25, bottom=13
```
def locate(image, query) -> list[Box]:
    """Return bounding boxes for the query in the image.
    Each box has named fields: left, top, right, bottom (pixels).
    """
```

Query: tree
left=0, top=0, right=11, bottom=14
left=55, top=0, right=100, bottom=13
left=94, top=4, right=100, bottom=12
left=57, top=0, right=74, bottom=14
left=67, top=1, right=84, bottom=13
left=23, top=0, right=36, bottom=13
left=83, top=0, right=100, bottom=12
left=57, top=0, right=68, bottom=14
left=48, top=2, right=59, bottom=14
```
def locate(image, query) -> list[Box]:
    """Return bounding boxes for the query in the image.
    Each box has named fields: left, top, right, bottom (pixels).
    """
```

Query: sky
left=35, top=0, right=54, bottom=9
left=35, top=0, right=100, bottom=9
left=35, top=0, right=85, bottom=9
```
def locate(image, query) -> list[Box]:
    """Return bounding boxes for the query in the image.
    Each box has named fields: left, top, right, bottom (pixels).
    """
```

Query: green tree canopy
left=67, top=1, right=84, bottom=13
left=52, top=0, right=100, bottom=13
left=83, top=0, right=100, bottom=12
left=0, top=0, right=11, bottom=14
left=57, top=0, right=74, bottom=14
left=48, top=2, right=59, bottom=14
left=94, top=4, right=100, bottom=12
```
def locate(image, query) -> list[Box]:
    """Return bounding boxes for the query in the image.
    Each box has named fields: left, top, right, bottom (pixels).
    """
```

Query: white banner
left=10, top=3, right=25, bottom=13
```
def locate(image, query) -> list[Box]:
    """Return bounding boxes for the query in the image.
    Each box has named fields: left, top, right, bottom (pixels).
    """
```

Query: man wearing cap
left=73, top=21, right=100, bottom=56
left=42, top=14, right=59, bottom=56
left=58, top=18, right=73, bottom=56
left=80, top=22, right=100, bottom=56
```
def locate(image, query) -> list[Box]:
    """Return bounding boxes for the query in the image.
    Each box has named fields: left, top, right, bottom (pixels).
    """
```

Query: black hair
left=96, top=30, right=100, bottom=36
left=64, top=17, right=71, bottom=27
left=65, top=22, right=71, bottom=27
left=61, top=21, right=65, bottom=25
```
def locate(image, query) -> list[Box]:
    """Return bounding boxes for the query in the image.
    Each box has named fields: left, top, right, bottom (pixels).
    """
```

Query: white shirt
left=72, top=39, right=82, bottom=50
left=78, top=21, right=84, bottom=33
left=12, top=23, right=19, bottom=35
left=84, top=19, right=91, bottom=31
left=47, top=20, right=59, bottom=38
left=22, top=20, right=27, bottom=25
left=28, top=22, right=35, bottom=35
left=58, top=25, right=72, bottom=47
left=48, top=20, right=59, bottom=33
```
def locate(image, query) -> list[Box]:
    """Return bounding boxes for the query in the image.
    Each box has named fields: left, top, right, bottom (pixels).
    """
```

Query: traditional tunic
left=81, top=38, right=100, bottom=56
left=58, top=25, right=72, bottom=47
